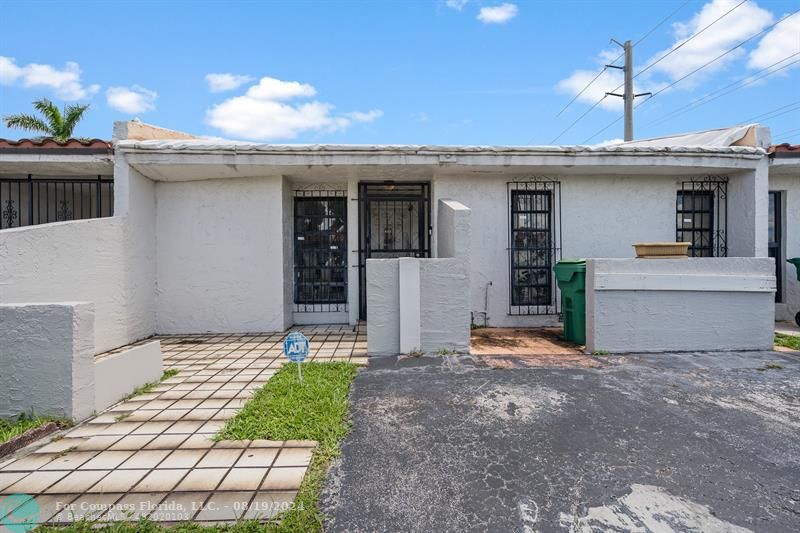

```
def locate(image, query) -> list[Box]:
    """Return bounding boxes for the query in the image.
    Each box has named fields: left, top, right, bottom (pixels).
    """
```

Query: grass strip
left=0, top=414, right=71, bottom=445
left=775, top=333, right=800, bottom=351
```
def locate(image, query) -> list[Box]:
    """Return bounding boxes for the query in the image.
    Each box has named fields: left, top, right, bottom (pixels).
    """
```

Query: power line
left=551, top=95, right=610, bottom=144
left=631, top=0, right=749, bottom=83
left=738, top=101, right=800, bottom=125
left=555, top=0, right=692, bottom=117
left=641, top=10, right=800, bottom=104
left=584, top=10, right=800, bottom=144
left=649, top=53, right=800, bottom=126
left=551, top=0, right=747, bottom=142
left=773, top=126, right=800, bottom=139
left=632, top=0, right=695, bottom=48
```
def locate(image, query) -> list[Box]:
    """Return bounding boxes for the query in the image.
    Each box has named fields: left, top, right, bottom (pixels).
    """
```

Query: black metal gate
left=358, top=182, right=431, bottom=319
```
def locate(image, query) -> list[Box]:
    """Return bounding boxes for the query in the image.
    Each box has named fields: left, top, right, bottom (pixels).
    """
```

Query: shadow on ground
left=321, top=351, right=800, bottom=532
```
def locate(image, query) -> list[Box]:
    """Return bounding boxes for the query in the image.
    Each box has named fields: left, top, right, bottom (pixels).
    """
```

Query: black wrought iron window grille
left=676, top=176, right=728, bottom=257
left=293, top=189, right=348, bottom=313
left=0, top=175, right=113, bottom=230
left=508, top=179, right=562, bottom=316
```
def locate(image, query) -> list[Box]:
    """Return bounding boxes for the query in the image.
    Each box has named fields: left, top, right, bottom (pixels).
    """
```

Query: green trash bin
left=553, top=259, right=587, bottom=345
left=787, top=258, right=800, bottom=281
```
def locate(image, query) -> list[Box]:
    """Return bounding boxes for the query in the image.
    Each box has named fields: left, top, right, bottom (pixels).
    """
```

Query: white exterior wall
left=586, top=258, right=775, bottom=353
left=0, top=302, right=95, bottom=420
left=434, top=171, right=766, bottom=328
left=770, top=169, right=800, bottom=321
left=154, top=176, right=288, bottom=333
left=435, top=174, right=677, bottom=328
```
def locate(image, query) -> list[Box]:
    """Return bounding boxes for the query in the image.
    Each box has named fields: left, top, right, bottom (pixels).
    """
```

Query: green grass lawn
left=0, top=414, right=71, bottom=445
left=38, top=362, right=358, bottom=533
left=775, top=333, right=800, bottom=350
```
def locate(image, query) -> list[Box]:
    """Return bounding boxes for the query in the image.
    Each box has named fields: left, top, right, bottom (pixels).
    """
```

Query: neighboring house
left=0, top=121, right=797, bottom=355
left=768, top=143, right=800, bottom=323
left=0, top=138, right=114, bottom=229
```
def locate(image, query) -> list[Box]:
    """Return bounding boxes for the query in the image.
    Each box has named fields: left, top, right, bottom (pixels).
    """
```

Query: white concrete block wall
left=154, top=175, right=288, bottom=333
left=0, top=218, right=132, bottom=353
left=367, top=200, right=471, bottom=355
left=586, top=258, right=775, bottom=353
left=0, top=302, right=96, bottom=421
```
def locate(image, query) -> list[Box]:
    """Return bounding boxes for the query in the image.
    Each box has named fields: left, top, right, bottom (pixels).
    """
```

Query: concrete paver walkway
left=0, top=326, right=366, bottom=526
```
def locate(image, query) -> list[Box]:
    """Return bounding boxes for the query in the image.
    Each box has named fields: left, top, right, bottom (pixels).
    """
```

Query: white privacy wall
left=367, top=199, right=471, bottom=355
left=155, top=175, right=290, bottom=334
left=0, top=302, right=95, bottom=420
left=0, top=163, right=156, bottom=354
left=585, top=258, right=775, bottom=353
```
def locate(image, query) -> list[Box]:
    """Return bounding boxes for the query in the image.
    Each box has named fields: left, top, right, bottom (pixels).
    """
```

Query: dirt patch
left=470, top=327, right=601, bottom=368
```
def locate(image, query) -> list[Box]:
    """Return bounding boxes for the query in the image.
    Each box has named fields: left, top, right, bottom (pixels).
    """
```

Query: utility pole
left=606, top=39, right=650, bottom=141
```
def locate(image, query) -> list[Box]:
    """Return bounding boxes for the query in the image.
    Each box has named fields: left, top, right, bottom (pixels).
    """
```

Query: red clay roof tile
left=769, top=143, right=800, bottom=154
left=0, top=138, right=112, bottom=151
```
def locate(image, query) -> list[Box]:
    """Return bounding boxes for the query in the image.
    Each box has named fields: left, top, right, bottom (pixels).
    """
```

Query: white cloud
left=206, top=76, right=382, bottom=140
left=445, top=0, right=468, bottom=11
left=106, top=85, right=157, bottom=113
left=0, top=56, right=99, bottom=100
left=748, top=12, right=800, bottom=71
left=555, top=0, right=782, bottom=111
left=244, top=77, right=316, bottom=100
left=205, top=73, right=253, bottom=92
left=648, top=0, right=773, bottom=81
left=477, top=3, right=518, bottom=24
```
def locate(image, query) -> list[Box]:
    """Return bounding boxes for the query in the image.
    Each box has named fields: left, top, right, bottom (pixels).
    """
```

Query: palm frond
left=3, top=114, right=53, bottom=135
left=32, top=98, right=64, bottom=133
left=63, top=103, right=90, bottom=137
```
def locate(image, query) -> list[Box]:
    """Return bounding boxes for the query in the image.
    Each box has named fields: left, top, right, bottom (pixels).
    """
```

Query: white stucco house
left=0, top=121, right=798, bottom=417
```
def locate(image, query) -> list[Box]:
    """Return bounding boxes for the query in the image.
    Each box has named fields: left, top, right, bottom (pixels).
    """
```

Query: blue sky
left=1, top=0, right=798, bottom=145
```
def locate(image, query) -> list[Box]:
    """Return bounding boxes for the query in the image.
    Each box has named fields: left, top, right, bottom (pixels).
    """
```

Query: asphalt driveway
left=321, top=351, right=800, bottom=532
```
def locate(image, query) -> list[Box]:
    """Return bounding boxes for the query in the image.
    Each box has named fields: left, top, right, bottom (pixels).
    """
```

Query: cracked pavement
left=320, top=351, right=800, bottom=532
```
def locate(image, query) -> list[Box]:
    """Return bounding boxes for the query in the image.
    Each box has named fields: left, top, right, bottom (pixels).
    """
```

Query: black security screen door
left=294, top=193, right=347, bottom=312
left=769, top=191, right=782, bottom=303
left=508, top=179, right=562, bottom=316
left=358, top=182, right=431, bottom=319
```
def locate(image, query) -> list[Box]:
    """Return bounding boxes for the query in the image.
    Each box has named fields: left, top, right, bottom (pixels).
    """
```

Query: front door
left=358, top=182, right=431, bottom=319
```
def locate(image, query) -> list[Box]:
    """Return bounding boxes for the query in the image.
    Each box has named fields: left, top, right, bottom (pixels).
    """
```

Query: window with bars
left=508, top=180, right=561, bottom=315
left=293, top=192, right=347, bottom=312
left=676, top=177, right=728, bottom=257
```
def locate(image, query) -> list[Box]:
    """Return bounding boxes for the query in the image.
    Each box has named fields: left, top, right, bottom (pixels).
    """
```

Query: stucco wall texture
left=0, top=164, right=156, bottom=353
left=769, top=173, right=800, bottom=322
left=586, top=258, right=775, bottom=353
left=154, top=175, right=288, bottom=334
left=0, top=302, right=95, bottom=420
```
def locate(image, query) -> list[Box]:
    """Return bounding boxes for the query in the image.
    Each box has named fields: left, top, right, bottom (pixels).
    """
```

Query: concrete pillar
left=399, top=258, right=421, bottom=353
left=728, top=160, right=769, bottom=257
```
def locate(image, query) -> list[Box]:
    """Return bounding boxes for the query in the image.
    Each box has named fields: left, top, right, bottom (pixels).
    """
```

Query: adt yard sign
left=284, top=332, right=309, bottom=382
